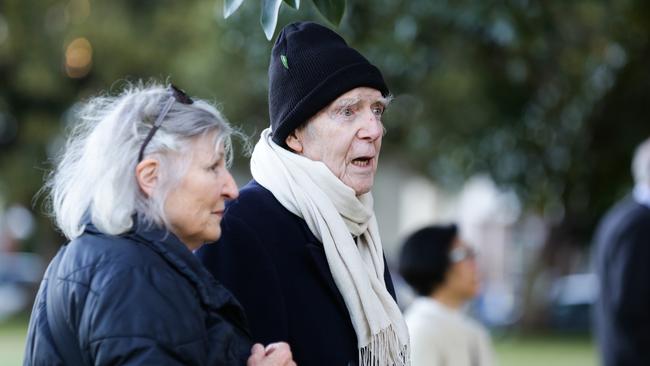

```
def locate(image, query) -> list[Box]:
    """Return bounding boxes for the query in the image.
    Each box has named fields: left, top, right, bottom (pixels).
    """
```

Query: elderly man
left=197, top=22, right=409, bottom=366
left=593, top=137, right=650, bottom=366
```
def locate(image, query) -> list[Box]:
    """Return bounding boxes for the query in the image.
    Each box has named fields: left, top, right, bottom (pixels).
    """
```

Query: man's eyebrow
left=332, top=97, right=360, bottom=107
left=377, top=95, right=394, bottom=107
left=331, top=94, right=394, bottom=109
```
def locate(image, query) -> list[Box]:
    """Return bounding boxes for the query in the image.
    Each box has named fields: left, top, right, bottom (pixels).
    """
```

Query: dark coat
left=593, top=196, right=650, bottom=366
left=24, top=220, right=251, bottom=366
left=196, top=180, right=397, bottom=366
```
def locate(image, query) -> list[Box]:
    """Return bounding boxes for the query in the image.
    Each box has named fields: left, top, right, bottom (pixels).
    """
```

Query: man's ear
left=285, top=131, right=303, bottom=153
left=135, top=159, right=159, bottom=197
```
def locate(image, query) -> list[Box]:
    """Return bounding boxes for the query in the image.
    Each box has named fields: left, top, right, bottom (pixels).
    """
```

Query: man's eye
left=341, top=107, right=353, bottom=117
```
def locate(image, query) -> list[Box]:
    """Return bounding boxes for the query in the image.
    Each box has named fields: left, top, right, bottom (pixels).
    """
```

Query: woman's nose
left=223, top=171, right=239, bottom=200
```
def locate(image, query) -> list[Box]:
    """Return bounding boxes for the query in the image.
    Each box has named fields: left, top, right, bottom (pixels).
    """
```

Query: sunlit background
left=1, top=0, right=649, bottom=365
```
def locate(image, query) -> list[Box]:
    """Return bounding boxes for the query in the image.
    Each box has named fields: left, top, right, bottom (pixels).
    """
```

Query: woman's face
left=164, top=134, right=238, bottom=250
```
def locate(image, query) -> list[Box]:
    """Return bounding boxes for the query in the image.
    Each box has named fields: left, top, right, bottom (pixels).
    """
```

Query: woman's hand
left=247, top=342, right=296, bottom=366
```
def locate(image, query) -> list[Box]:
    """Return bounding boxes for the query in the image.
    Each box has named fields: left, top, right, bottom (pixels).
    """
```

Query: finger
left=264, top=342, right=289, bottom=355
left=251, top=343, right=265, bottom=355
left=265, top=346, right=292, bottom=363
left=247, top=344, right=266, bottom=366
left=281, top=358, right=296, bottom=366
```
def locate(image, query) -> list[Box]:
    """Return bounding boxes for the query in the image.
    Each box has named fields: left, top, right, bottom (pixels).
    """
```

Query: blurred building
left=370, top=156, right=593, bottom=331
left=0, top=203, right=45, bottom=320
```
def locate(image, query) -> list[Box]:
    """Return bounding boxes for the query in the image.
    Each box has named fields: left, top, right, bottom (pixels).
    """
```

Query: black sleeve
left=608, top=221, right=650, bottom=353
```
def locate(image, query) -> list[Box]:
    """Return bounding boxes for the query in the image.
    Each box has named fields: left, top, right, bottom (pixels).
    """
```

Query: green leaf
left=224, top=0, right=245, bottom=18
left=283, top=0, right=300, bottom=9
left=281, top=54, right=289, bottom=69
left=261, top=0, right=283, bottom=40
left=312, top=0, right=345, bottom=26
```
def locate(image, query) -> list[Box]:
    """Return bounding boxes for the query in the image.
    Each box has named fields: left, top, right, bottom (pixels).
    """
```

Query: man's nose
left=357, top=109, right=383, bottom=140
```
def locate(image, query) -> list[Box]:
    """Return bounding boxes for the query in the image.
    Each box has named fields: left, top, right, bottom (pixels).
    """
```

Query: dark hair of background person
left=398, top=224, right=458, bottom=296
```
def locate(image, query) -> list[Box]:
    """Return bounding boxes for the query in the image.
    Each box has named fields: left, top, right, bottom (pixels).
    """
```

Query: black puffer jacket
left=23, top=220, right=251, bottom=365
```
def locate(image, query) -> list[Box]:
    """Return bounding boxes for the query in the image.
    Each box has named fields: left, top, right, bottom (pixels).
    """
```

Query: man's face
left=286, top=87, right=388, bottom=196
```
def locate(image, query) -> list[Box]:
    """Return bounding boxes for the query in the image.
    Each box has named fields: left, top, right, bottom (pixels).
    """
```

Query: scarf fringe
left=359, top=325, right=410, bottom=366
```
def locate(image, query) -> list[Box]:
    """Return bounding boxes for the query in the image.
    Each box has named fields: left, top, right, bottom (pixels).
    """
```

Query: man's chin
left=352, top=183, right=373, bottom=196
left=341, top=175, right=375, bottom=196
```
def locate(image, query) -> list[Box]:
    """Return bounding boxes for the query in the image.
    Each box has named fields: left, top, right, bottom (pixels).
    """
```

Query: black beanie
left=268, top=21, right=389, bottom=147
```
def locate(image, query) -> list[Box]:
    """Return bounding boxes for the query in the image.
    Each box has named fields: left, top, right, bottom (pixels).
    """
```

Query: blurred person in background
left=399, top=224, right=495, bottom=366
left=593, top=137, right=650, bottom=366
left=23, top=82, right=295, bottom=366
left=197, top=21, right=409, bottom=366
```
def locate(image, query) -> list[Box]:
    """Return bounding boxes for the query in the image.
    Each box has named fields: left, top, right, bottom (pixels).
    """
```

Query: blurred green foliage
left=0, top=0, right=649, bottom=253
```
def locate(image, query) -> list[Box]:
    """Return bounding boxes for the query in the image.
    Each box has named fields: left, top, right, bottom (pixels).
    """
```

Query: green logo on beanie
left=281, top=54, right=289, bottom=70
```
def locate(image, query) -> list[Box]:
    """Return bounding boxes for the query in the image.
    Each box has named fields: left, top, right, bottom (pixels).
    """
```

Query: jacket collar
left=83, top=217, right=246, bottom=319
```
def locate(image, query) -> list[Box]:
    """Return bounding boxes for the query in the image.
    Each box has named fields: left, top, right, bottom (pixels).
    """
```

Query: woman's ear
left=285, top=131, right=303, bottom=153
left=135, top=159, right=159, bottom=197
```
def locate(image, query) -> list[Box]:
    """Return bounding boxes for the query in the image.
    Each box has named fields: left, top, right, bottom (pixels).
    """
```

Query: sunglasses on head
left=449, top=246, right=477, bottom=263
left=137, top=85, right=194, bottom=162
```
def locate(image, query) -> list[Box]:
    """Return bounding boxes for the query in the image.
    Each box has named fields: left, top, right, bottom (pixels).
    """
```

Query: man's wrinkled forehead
left=331, top=88, right=393, bottom=108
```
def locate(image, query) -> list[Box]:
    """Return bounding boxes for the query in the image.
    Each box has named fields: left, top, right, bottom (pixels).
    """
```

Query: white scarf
left=251, top=128, right=410, bottom=366
left=634, top=184, right=650, bottom=209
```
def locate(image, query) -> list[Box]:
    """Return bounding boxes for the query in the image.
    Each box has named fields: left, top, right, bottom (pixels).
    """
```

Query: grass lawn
left=0, top=314, right=29, bottom=366
left=1, top=314, right=598, bottom=366
left=494, top=333, right=598, bottom=366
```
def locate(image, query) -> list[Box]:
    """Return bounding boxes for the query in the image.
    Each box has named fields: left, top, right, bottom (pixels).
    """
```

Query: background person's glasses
left=137, top=85, right=194, bottom=162
left=449, top=246, right=477, bottom=263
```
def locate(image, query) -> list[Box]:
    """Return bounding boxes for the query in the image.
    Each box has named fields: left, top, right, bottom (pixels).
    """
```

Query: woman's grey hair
left=632, top=137, right=650, bottom=187
left=44, top=80, right=239, bottom=239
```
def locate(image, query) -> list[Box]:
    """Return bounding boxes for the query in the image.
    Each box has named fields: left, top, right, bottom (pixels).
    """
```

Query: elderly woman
left=23, top=82, right=295, bottom=366
left=197, top=22, right=410, bottom=366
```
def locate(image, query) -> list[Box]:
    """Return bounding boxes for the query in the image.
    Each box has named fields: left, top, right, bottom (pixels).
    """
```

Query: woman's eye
left=209, top=160, right=223, bottom=172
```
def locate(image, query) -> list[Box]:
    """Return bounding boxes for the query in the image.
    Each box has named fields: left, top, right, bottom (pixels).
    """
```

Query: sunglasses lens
left=138, top=85, right=193, bottom=162
left=450, top=247, right=476, bottom=263
left=170, top=85, right=193, bottom=104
